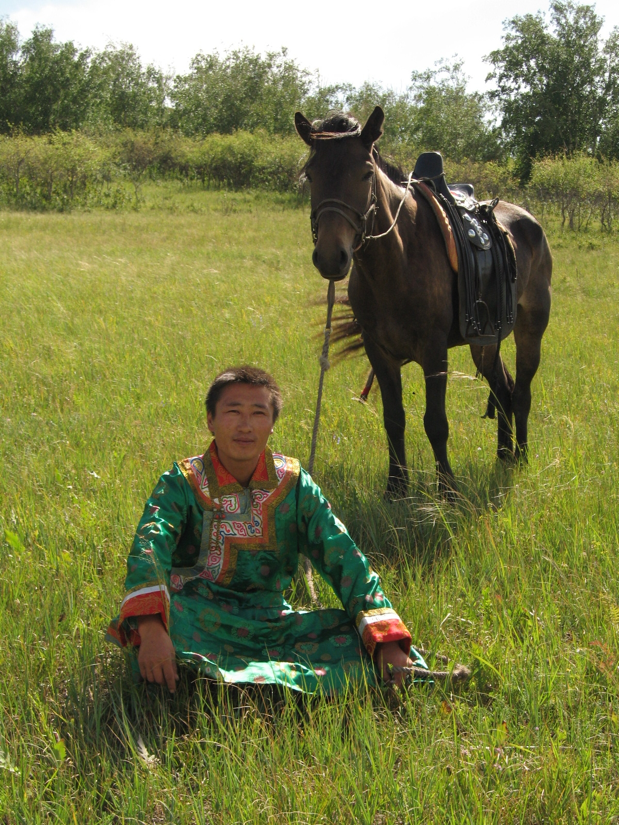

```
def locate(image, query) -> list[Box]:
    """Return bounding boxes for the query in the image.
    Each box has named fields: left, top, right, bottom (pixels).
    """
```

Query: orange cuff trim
left=115, top=587, right=170, bottom=647
left=357, top=611, right=412, bottom=658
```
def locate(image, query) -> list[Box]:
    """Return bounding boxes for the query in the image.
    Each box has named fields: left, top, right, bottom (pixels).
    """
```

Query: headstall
left=308, top=135, right=411, bottom=252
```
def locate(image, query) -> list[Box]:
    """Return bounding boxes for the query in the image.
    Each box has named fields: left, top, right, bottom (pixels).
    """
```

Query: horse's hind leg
left=422, top=343, right=456, bottom=494
left=364, top=338, right=408, bottom=497
left=469, top=343, right=515, bottom=460
left=513, top=304, right=550, bottom=461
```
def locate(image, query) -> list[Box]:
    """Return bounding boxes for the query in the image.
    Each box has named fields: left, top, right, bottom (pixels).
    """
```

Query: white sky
left=2, top=0, right=619, bottom=93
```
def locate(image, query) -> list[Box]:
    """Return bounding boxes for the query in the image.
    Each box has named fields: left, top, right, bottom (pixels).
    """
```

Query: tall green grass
left=1, top=186, right=618, bottom=822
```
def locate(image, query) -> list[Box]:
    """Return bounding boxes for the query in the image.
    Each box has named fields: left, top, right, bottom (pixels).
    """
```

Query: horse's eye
left=362, top=170, right=374, bottom=181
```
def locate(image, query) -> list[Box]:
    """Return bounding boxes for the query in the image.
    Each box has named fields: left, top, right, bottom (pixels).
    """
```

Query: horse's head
left=295, top=107, right=384, bottom=281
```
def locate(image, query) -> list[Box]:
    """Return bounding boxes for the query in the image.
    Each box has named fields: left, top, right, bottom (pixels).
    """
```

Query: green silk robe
left=107, top=442, right=427, bottom=693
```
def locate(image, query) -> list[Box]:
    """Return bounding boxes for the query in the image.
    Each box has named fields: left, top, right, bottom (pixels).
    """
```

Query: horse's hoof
left=515, top=447, right=529, bottom=464
left=384, top=486, right=408, bottom=502
left=384, top=475, right=409, bottom=500
left=497, top=448, right=516, bottom=465
left=438, top=477, right=458, bottom=503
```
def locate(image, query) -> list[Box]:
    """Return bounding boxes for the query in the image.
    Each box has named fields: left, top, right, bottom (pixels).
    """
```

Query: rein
left=308, top=278, right=336, bottom=476
left=301, top=278, right=336, bottom=605
left=365, top=171, right=413, bottom=242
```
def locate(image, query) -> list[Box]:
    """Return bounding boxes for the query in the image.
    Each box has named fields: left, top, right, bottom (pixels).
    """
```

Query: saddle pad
left=413, top=181, right=459, bottom=273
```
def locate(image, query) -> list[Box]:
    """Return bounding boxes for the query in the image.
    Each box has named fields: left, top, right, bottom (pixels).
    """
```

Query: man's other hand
left=136, top=615, right=179, bottom=693
left=374, top=640, right=414, bottom=688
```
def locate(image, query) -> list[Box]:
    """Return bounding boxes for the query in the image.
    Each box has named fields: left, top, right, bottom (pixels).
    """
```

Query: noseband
left=310, top=180, right=377, bottom=253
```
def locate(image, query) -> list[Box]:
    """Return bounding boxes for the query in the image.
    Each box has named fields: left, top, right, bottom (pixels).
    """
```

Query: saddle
left=412, top=152, right=517, bottom=346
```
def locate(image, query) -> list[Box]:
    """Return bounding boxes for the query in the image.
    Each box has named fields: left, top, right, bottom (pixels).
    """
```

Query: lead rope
left=302, top=278, right=336, bottom=604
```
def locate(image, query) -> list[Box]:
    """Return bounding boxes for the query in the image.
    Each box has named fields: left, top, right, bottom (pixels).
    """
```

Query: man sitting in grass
left=107, top=365, right=427, bottom=694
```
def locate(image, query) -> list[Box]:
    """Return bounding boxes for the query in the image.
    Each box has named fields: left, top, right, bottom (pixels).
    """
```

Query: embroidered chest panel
left=173, top=449, right=299, bottom=591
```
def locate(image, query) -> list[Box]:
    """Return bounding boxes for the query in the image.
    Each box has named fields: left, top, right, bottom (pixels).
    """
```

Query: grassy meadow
left=1, top=184, right=619, bottom=823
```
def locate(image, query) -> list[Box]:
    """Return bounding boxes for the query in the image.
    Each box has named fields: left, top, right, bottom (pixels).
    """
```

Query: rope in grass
left=387, top=663, right=471, bottom=686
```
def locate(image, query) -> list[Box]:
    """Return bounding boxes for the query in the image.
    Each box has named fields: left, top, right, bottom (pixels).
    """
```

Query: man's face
left=207, top=383, right=275, bottom=472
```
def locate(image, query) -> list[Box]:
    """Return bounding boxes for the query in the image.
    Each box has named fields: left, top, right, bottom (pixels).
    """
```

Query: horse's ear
left=295, top=112, right=313, bottom=146
left=360, top=106, right=384, bottom=148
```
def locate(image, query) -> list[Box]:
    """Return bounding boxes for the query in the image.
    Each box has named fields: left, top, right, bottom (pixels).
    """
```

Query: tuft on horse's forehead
left=312, top=113, right=361, bottom=136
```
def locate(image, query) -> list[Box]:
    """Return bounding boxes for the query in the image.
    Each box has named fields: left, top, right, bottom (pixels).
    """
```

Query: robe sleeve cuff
left=107, top=584, right=170, bottom=647
left=355, top=608, right=411, bottom=658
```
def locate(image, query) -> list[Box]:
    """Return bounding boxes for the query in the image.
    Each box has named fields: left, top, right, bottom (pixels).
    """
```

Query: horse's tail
left=329, top=296, right=365, bottom=360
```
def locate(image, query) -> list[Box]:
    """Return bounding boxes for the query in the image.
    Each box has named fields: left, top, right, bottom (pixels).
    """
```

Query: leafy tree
left=297, top=64, right=500, bottom=162
left=17, top=26, right=91, bottom=133
left=88, top=44, right=171, bottom=129
left=0, top=20, right=21, bottom=132
left=170, top=47, right=312, bottom=136
left=300, top=82, right=352, bottom=123
left=486, top=0, right=619, bottom=178
left=597, top=28, right=619, bottom=159
left=339, top=82, right=416, bottom=149
left=406, top=60, right=501, bottom=161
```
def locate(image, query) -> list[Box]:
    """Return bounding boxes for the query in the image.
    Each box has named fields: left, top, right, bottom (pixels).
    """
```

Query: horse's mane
left=302, top=112, right=406, bottom=184
left=374, top=151, right=405, bottom=185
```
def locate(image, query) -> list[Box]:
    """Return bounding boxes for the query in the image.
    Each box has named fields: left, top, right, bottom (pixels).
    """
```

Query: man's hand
left=137, top=615, right=179, bottom=693
left=374, top=640, right=414, bottom=688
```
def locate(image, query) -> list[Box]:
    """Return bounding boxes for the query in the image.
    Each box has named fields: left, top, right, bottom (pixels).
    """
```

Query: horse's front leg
left=422, top=344, right=456, bottom=495
left=364, top=337, right=408, bottom=497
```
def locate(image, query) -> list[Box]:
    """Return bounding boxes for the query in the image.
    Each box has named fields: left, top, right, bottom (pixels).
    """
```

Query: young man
left=107, top=366, right=427, bottom=694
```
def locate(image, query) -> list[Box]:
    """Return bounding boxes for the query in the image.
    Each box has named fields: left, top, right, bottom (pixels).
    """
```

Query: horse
left=295, top=106, right=552, bottom=497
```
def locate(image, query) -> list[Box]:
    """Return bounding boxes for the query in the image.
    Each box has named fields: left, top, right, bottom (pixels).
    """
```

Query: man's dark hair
left=205, top=366, right=283, bottom=422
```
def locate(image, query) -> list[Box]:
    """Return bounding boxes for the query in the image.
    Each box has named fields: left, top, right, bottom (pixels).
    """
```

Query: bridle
left=308, top=136, right=413, bottom=253
left=310, top=176, right=378, bottom=253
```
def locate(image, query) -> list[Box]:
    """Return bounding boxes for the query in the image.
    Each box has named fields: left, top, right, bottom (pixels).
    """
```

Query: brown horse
left=295, top=107, right=552, bottom=496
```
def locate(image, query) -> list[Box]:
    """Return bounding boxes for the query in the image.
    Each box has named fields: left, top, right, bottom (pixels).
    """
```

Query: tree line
left=1, top=2, right=618, bottom=173
left=0, top=21, right=497, bottom=162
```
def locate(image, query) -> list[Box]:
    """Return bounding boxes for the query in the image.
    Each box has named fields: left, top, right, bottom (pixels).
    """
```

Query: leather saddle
left=412, top=151, right=517, bottom=346
left=413, top=151, right=474, bottom=204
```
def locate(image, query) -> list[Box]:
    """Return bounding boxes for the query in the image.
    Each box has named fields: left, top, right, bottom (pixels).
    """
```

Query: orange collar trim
left=206, top=441, right=278, bottom=498
left=209, top=441, right=239, bottom=489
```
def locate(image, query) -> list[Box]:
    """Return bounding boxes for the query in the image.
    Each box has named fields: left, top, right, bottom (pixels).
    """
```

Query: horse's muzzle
left=312, top=244, right=351, bottom=281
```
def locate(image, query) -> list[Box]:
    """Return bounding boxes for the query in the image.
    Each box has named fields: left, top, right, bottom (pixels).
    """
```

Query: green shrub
left=187, top=131, right=305, bottom=191
left=444, top=158, right=520, bottom=201
left=249, top=133, right=307, bottom=192
left=528, top=153, right=619, bottom=231
left=2, top=128, right=619, bottom=231
left=0, top=131, right=126, bottom=210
